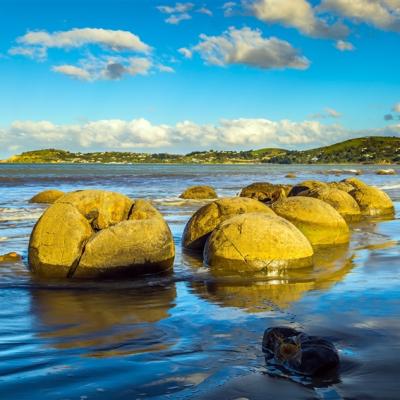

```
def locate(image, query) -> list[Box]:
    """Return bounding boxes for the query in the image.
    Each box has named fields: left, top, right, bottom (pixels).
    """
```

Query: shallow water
left=0, top=163, right=399, bottom=399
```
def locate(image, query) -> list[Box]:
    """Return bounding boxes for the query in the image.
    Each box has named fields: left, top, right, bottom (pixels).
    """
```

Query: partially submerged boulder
left=349, top=186, right=394, bottom=216
left=285, top=173, right=297, bottom=179
left=300, top=187, right=361, bottom=221
left=203, top=212, right=314, bottom=273
left=288, top=180, right=328, bottom=197
left=182, top=197, right=275, bottom=251
left=376, top=169, right=396, bottom=175
left=29, top=190, right=175, bottom=278
left=0, top=252, right=22, bottom=263
left=272, top=196, right=350, bottom=246
left=240, top=182, right=291, bottom=204
left=29, top=189, right=65, bottom=204
left=262, top=327, right=340, bottom=376
left=179, top=185, right=217, bottom=200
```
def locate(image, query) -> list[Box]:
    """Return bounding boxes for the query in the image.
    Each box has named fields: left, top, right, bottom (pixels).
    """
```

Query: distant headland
left=2, top=136, right=399, bottom=164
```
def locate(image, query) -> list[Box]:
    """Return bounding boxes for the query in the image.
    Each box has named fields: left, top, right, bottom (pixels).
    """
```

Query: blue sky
left=0, top=0, right=399, bottom=157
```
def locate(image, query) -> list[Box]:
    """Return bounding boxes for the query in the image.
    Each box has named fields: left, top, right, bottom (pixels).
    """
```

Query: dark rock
left=262, top=327, right=340, bottom=376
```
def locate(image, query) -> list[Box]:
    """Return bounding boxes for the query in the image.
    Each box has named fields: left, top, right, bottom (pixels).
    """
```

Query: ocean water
left=0, top=163, right=399, bottom=400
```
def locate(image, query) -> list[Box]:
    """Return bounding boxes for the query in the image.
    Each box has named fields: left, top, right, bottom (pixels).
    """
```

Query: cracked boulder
left=29, top=189, right=65, bottom=204
left=182, top=197, right=275, bottom=251
left=28, top=190, right=175, bottom=278
left=239, top=182, right=291, bottom=204
left=179, top=185, right=217, bottom=200
left=272, top=196, right=350, bottom=246
left=298, top=187, right=361, bottom=221
left=344, top=179, right=394, bottom=216
left=203, top=212, right=314, bottom=273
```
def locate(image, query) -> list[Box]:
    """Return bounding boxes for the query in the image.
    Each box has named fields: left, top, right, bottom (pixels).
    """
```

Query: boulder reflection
left=192, top=245, right=354, bottom=312
left=31, top=283, right=176, bottom=357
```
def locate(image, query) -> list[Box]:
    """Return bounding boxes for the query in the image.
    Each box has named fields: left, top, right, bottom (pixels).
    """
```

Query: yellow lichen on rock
left=239, top=182, right=291, bottom=203
left=288, top=180, right=328, bottom=196
left=272, top=196, right=350, bottom=246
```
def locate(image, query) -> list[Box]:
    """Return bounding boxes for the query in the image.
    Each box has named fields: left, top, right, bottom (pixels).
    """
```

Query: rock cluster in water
left=28, top=190, right=175, bottom=278
left=27, top=177, right=394, bottom=279
left=182, top=177, right=394, bottom=274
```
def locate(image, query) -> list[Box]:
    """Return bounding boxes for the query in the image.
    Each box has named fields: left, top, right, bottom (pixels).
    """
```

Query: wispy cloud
left=157, top=2, right=212, bottom=24
left=335, top=40, right=355, bottom=51
left=310, top=107, right=342, bottom=119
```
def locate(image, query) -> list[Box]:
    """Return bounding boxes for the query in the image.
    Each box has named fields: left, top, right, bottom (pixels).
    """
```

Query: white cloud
left=14, top=28, right=151, bottom=57
left=9, top=28, right=174, bottom=81
left=3, top=117, right=398, bottom=157
left=393, top=102, right=400, bottom=112
left=320, top=0, right=400, bottom=32
left=8, top=46, right=47, bottom=61
left=157, top=2, right=195, bottom=24
left=249, top=0, right=349, bottom=39
left=52, top=65, right=91, bottom=80
left=165, top=13, right=192, bottom=24
left=157, top=2, right=194, bottom=14
left=190, top=27, right=310, bottom=70
left=178, top=47, right=193, bottom=58
left=52, top=55, right=160, bottom=81
left=196, top=7, right=213, bottom=16
left=335, top=40, right=355, bottom=51
left=310, top=107, right=342, bottom=119
left=223, top=1, right=237, bottom=16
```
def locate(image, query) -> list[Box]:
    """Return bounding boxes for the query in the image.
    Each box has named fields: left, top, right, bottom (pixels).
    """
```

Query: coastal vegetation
left=3, top=136, right=399, bottom=164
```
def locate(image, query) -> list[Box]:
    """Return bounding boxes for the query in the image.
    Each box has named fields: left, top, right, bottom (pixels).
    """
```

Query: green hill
left=2, top=136, right=399, bottom=164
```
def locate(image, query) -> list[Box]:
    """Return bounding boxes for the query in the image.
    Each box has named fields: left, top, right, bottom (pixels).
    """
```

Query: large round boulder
left=204, top=213, right=314, bottom=273
left=272, top=196, right=350, bottom=246
left=179, top=185, right=217, bottom=200
left=288, top=180, right=328, bottom=197
left=348, top=185, right=394, bottom=216
left=239, top=182, right=291, bottom=204
left=299, top=187, right=361, bottom=221
left=29, top=190, right=175, bottom=278
left=182, top=197, right=275, bottom=251
left=29, top=189, right=65, bottom=204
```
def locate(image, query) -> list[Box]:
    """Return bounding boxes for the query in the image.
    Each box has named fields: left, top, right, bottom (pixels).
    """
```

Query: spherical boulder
left=29, top=189, right=65, bottom=204
left=239, top=182, right=291, bottom=204
left=29, top=191, right=175, bottom=278
left=179, top=185, right=217, bottom=200
left=342, top=177, right=369, bottom=190
left=300, top=187, right=361, bottom=221
left=288, top=180, right=328, bottom=197
left=349, top=186, right=394, bottom=216
left=272, top=196, right=350, bottom=246
left=203, top=212, right=314, bottom=273
left=182, top=197, right=275, bottom=251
